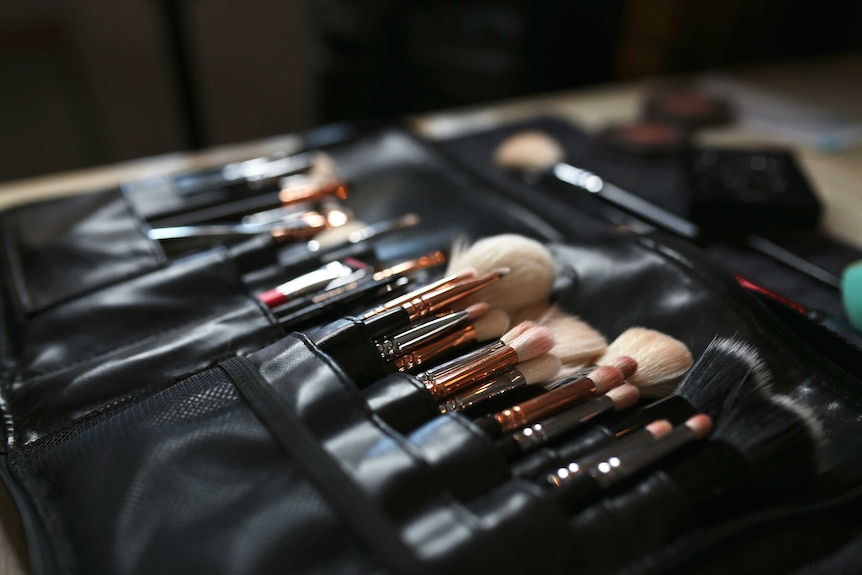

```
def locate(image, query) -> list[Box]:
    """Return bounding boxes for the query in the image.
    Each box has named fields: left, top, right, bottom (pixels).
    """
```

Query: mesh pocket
left=9, top=366, right=379, bottom=575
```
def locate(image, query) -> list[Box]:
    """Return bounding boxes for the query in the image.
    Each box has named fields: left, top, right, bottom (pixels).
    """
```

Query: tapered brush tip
left=474, top=309, right=511, bottom=342
left=605, top=384, right=640, bottom=410
left=598, top=327, right=692, bottom=398
left=493, top=130, right=565, bottom=172
left=465, top=302, right=490, bottom=320
left=605, top=355, right=638, bottom=380
left=509, top=326, right=555, bottom=362
left=445, top=234, right=556, bottom=316
left=519, top=354, right=563, bottom=386
left=590, top=365, right=626, bottom=394
left=686, top=414, right=713, bottom=439
left=645, top=419, right=674, bottom=438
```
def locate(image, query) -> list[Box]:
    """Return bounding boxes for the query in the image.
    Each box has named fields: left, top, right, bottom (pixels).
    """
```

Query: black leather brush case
left=1, top=122, right=861, bottom=575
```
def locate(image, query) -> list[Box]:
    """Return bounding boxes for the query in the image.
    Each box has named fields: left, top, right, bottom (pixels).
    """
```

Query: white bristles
left=518, top=354, right=563, bottom=386
left=444, top=234, right=556, bottom=316
left=493, top=131, right=565, bottom=172
left=501, top=321, right=537, bottom=345
left=474, top=309, right=511, bottom=342
left=507, top=326, right=555, bottom=362
left=597, top=327, right=693, bottom=398
left=308, top=151, right=339, bottom=182
left=529, top=305, right=607, bottom=365
left=311, top=220, right=367, bottom=249
left=465, top=302, right=490, bottom=321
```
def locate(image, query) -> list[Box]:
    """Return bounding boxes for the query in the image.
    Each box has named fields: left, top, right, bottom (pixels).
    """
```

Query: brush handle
left=503, top=396, right=616, bottom=457
left=511, top=427, right=616, bottom=480
left=606, top=395, right=697, bottom=436
left=439, top=369, right=526, bottom=413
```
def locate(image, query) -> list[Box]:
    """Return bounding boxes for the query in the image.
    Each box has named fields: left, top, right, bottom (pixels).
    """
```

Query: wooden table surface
left=1, top=53, right=861, bottom=575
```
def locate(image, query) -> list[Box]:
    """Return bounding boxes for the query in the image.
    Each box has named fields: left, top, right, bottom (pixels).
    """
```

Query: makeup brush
left=414, top=324, right=555, bottom=401
left=473, top=357, right=635, bottom=438
left=276, top=213, right=422, bottom=277
left=498, top=384, right=641, bottom=458
left=547, top=414, right=713, bottom=511
left=595, top=327, right=693, bottom=398
left=510, top=336, right=770, bottom=480
left=517, top=304, right=608, bottom=367
left=276, top=275, right=410, bottom=331
left=493, top=130, right=700, bottom=240
left=383, top=307, right=511, bottom=373
left=445, top=234, right=556, bottom=316
left=439, top=353, right=563, bottom=413
left=148, top=211, right=330, bottom=254
left=567, top=393, right=822, bottom=573
left=361, top=269, right=506, bottom=340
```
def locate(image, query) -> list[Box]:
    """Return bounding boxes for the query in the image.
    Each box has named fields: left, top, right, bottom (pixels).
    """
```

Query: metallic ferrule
left=421, top=345, right=518, bottom=400
left=440, top=369, right=524, bottom=413
left=494, top=375, right=597, bottom=434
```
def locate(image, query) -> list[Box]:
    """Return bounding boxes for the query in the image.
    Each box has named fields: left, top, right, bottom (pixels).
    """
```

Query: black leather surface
left=0, top=122, right=860, bottom=575
left=0, top=189, right=166, bottom=315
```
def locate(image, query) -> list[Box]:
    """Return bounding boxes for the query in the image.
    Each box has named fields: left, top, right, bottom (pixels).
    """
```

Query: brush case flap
left=0, top=189, right=167, bottom=315
left=3, top=245, right=283, bottom=443
left=1, top=124, right=862, bottom=575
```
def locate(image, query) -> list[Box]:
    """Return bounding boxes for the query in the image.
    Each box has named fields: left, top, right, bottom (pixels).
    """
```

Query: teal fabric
left=842, top=261, right=862, bottom=331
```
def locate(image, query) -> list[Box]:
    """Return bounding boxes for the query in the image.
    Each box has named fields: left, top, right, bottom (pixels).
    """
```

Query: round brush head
left=518, top=304, right=607, bottom=366
left=501, top=320, right=537, bottom=345
left=597, top=327, right=693, bottom=398
left=508, top=326, right=555, bottom=363
left=493, top=130, right=565, bottom=172
left=518, top=354, right=563, bottom=386
left=445, top=234, right=556, bottom=316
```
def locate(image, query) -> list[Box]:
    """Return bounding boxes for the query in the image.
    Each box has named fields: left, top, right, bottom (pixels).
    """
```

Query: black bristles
left=713, top=391, right=822, bottom=495
left=674, top=337, right=771, bottom=420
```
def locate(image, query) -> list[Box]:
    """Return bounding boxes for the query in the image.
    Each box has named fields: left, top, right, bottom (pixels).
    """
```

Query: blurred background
left=1, top=0, right=860, bottom=183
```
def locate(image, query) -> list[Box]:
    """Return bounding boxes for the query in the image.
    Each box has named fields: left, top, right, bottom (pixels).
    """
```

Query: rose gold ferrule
left=372, top=251, right=446, bottom=281
left=494, top=376, right=598, bottom=434
left=279, top=179, right=350, bottom=206
left=363, top=272, right=466, bottom=318
left=422, top=345, right=518, bottom=400
left=401, top=271, right=503, bottom=322
left=269, top=212, right=329, bottom=242
left=391, top=325, right=477, bottom=372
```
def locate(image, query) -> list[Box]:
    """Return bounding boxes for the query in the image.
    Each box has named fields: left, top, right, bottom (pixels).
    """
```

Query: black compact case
left=1, top=122, right=861, bottom=575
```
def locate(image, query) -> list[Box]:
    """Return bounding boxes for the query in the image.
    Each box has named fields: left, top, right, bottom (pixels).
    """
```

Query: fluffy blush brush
left=516, top=304, right=608, bottom=369
left=445, top=234, right=557, bottom=317
left=596, top=327, right=693, bottom=397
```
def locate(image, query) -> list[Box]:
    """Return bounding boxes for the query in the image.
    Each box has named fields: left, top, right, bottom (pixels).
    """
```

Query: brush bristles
left=674, top=337, right=770, bottom=419
left=509, top=326, right=555, bottom=362
left=714, top=392, right=822, bottom=492
left=474, top=309, right=511, bottom=342
left=312, top=220, right=367, bottom=249
left=493, top=130, right=566, bottom=172
left=518, top=305, right=607, bottom=366
left=598, top=327, right=692, bottom=398
left=444, top=234, right=556, bottom=316
left=519, top=354, right=563, bottom=386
